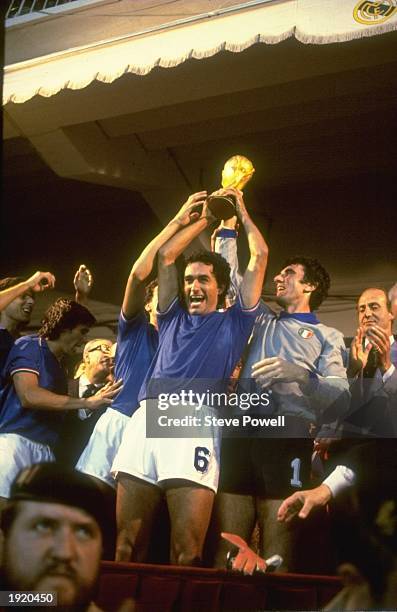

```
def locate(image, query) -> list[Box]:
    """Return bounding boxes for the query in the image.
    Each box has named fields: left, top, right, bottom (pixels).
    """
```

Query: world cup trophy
left=207, top=155, right=255, bottom=220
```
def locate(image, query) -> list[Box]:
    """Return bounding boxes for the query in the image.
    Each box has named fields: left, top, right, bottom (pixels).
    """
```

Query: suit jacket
left=54, top=377, right=106, bottom=466
left=343, top=337, right=397, bottom=438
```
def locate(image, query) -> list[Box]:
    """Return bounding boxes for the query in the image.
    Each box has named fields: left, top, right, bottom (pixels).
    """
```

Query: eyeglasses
left=87, top=344, right=112, bottom=354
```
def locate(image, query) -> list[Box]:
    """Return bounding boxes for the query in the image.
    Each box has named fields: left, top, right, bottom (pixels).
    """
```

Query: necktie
left=363, top=347, right=378, bottom=378
left=82, top=383, right=98, bottom=398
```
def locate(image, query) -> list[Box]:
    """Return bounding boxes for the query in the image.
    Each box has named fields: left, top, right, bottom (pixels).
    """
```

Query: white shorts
left=0, top=434, right=54, bottom=498
left=111, top=401, right=221, bottom=493
left=76, top=408, right=130, bottom=488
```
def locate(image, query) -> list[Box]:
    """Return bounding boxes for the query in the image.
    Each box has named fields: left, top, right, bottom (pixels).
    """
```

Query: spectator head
left=39, top=299, right=96, bottom=356
left=357, top=288, right=393, bottom=335
left=183, top=251, right=231, bottom=314
left=1, top=463, right=115, bottom=609
left=388, top=283, right=397, bottom=320
left=74, top=338, right=114, bottom=384
left=274, top=257, right=330, bottom=311
left=0, top=276, right=35, bottom=328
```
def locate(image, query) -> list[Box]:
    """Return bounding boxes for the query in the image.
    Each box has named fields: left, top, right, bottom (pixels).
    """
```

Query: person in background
left=0, top=462, right=117, bottom=612
left=388, top=282, right=397, bottom=319
left=0, top=298, right=121, bottom=512
left=344, top=287, right=396, bottom=436
left=55, top=338, right=114, bottom=467
left=0, top=271, right=55, bottom=372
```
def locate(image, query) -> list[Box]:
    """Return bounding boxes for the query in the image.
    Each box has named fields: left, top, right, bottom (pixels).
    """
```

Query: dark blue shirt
left=140, top=297, right=259, bottom=400
left=0, top=336, right=67, bottom=447
left=0, top=327, right=15, bottom=379
left=113, top=311, right=158, bottom=416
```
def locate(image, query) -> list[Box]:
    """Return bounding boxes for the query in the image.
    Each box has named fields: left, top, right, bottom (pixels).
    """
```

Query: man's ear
left=217, top=285, right=225, bottom=296
left=303, top=282, right=317, bottom=294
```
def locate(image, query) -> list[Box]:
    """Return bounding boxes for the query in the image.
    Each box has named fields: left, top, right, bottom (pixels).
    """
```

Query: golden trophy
left=207, top=155, right=255, bottom=220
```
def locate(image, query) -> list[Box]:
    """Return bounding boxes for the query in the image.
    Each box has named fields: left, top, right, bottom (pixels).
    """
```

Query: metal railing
left=6, top=0, right=80, bottom=20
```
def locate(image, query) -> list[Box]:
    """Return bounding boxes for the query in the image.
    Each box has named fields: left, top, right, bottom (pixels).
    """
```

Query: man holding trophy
left=112, top=168, right=268, bottom=566
left=211, top=156, right=350, bottom=572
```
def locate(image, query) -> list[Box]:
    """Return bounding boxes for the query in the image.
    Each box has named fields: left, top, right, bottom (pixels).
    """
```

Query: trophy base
left=207, top=195, right=236, bottom=220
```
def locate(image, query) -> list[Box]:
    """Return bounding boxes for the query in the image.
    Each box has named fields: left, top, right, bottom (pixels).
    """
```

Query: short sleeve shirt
left=0, top=335, right=67, bottom=447
left=112, top=310, right=158, bottom=416
left=140, top=297, right=259, bottom=400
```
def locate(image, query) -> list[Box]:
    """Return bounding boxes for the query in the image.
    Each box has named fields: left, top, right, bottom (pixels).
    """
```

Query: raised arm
left=231, top=189, right=268, bottom=309
left=0, top=271, right=55, bottom=312
left=157, top=193, right=211, bottom=312
left=74, top=265, right=93, bottom=306
left=212, top=217, right=242, bottom=306
left=122, top=192, right=206, bottom=319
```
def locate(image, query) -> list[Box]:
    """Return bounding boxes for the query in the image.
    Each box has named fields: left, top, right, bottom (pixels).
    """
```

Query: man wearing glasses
left=0, top=299, right=121, bottom=511
left=55, top=339, right=115, bottom=466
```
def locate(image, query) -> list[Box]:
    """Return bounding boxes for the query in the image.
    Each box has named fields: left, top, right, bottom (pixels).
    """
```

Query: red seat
left=96, top=561, right=342, bottom=611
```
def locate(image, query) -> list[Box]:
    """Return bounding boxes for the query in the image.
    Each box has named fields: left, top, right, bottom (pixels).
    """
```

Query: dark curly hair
left=282, top=256, right=330, bottom=311
left=144, top=279, right=158, bottom=308
left=0, top=277, right=25, bottom=292
left=39, top=298, right=96, bottom=340
left=184, top=250, right=231, bottom=308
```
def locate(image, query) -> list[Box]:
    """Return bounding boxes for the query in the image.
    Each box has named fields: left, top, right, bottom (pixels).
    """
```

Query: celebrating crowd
left=0, top=186, right=396, bottom=609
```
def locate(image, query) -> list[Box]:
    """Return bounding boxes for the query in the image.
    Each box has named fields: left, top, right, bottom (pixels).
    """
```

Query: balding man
left=345, top=287, right=397, bottom=436
left=55, top=338, right=115, bottom=467
left=278, top=286, right=397, bottom=523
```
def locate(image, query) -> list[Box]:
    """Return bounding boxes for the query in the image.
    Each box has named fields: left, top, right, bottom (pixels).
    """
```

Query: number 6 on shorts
left=194, top=446, right=211, bottom=473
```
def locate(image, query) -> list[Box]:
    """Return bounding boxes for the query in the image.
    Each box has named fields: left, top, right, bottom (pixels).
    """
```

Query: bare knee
left=115, top=529, right=133, bottom=562
left=171, top=539, right=202, bottom=566
left=115, top=474, right=162, bottom=563
left=166, top=482, right=214, bottom=566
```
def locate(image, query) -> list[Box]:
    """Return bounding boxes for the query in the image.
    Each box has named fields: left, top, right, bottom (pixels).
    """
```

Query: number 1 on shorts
left=290, top=457, right=302, bottom=488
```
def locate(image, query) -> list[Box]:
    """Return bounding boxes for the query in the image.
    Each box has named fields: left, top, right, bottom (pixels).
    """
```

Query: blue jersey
left=140, top=296, right=258, bottom=400
left=241, top=304, right=349, bottom=423
left=0, top=335, right=68, bottom=447
left=112, top=311, right=158, bottom=416
left=0, top=327, right=15, bottom=378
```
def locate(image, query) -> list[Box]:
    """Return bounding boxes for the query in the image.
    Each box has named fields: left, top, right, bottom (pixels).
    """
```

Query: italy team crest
left=298, top=328, right=314, bottom=339
left=353, top=1, right=397, bottom=25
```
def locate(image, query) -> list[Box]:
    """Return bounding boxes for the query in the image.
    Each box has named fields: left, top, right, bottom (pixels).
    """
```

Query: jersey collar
left=278, top=311, right=320, bottom=325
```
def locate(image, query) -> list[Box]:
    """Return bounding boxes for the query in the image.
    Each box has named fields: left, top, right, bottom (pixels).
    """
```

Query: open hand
left=277, top=485, right=332, bottom=523
left=74, top=265, right=93, bottom=296
left=221, top=532, right=267, bottom=575
left=85, top=379, right=123, bottom=409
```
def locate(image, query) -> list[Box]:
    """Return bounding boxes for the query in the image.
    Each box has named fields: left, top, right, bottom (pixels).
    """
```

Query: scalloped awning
left=4, top=0, right=397, bottom=105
